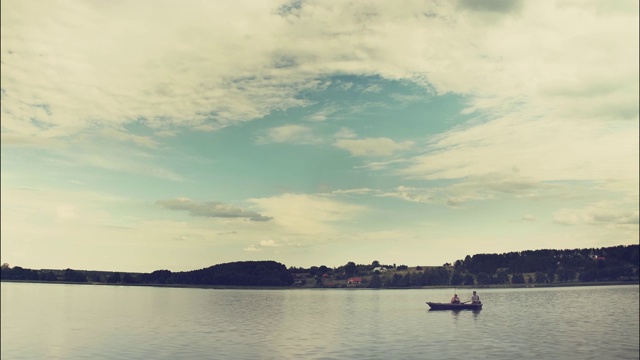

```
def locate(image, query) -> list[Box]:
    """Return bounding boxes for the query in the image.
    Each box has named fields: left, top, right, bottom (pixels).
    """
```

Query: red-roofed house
left=347, top=277, right=362, bottom=285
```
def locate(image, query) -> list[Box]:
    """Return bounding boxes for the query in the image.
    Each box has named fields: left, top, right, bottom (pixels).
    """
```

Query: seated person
left=471, top=291, right=481, bottom=304
left=450, top=294, right=460, bottom=304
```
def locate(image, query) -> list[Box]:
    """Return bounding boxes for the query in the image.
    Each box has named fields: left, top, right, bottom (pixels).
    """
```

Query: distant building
left=347, top=277, right=363, bottom=285
left=372, top=267, right=387, bottom=273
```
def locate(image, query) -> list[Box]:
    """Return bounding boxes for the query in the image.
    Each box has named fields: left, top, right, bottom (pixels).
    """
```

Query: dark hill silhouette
left=172, top=261, right=294, bottom=286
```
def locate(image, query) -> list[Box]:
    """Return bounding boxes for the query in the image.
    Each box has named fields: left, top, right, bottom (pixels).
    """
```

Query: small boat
left=426, top=302, right=482, bottom=310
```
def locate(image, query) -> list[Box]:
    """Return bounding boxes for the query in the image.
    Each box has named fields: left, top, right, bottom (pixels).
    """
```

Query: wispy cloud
left=100, top=128, right=157, bottom=148
left=329, top=188, right=375, bottom=196
left=334, top=127, right=358, bottom=139
left=307, top=107, right=339, bottom=122
left=362, top=84, right=383, bottom=93
left=397, top=112, right=638, bottom=199
left=554, top=202, right=639, bottom=228
left=250, top=193, right=367, bottom=235
left=334, top=137, right=414, bottom=157
left=256, top=124, right=321, bottom=145
left=68, top=147, right=185, bottom=182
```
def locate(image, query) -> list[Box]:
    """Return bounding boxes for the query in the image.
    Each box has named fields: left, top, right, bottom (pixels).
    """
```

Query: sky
left=1, top=0, right=638, bottom=273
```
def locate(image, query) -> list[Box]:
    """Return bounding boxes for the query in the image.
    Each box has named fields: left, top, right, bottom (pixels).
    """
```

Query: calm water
left=1, top=282, right=638, bottom=359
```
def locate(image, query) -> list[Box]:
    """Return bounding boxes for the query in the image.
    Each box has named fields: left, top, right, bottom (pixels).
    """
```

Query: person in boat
left=450, top=294, right=460, bottom=304
left=470, top=290, right=481, bottom=304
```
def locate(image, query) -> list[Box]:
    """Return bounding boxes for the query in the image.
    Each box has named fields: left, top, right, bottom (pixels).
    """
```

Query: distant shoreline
left=2, top=279, right=638, bottom=290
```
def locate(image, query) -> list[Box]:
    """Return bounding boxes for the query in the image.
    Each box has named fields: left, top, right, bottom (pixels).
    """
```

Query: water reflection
left=442, top=308, right=482, bottom=321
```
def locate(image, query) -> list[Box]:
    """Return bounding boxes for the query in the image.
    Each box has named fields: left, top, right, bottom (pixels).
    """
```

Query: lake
left=1, top=282, right=638, bottom=359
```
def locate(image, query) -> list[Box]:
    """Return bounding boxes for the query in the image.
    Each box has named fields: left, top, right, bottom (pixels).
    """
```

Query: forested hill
left=127, top=261, right=295, bottom=286
left=169, top=261, right=294, bottom=286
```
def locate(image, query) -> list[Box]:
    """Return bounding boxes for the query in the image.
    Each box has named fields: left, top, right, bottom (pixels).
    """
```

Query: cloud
left=397, top=111, right=638, bottom=200
left=309, top=113, right=328, bottom=122
left=3, top=127, right=184, bottom=181
left=1, top=184, right=144, bottom=247
left=379, top=184, right=488, bottom=207
left=0, top=134, right=64, bottom=148
left=380, top=185, right=433, bottom=203
left=2, top=1, right=313, bottom=141
left=157, top=198, right=272, bottom=222
left=338, top=82, right=354, bottom=90
left=521, top=214, right=536, bottom=222
left=100, top=128, right=157, bottom=148
left=2, top=0, right=637, bottom=149
left=334, top=127, right=357, bottom=139
left=256, top=124, right=320, bottom=145
left=250, top=193, right=367, bottom=235
left=67, top=146, right=185, bottom=182
left=357, top=158, right=410, bottom=171
left=330, top=188, right=375, bottom=196
left=458, top=0, right=524, bottom=13
left=330, top=179, right=545, bottom=207
left=307, top=107, right=338, bottom=122
left=378, top=173, right=560, bottom=206
left=554, top=203, right=639, bottom=228
left=260, top=239, right=281, bottom=247
left=334, top=137, right=414, bottom=157
left=362, top=84, right=383, bottom=93
left=241, top=239, right=283, bottom=253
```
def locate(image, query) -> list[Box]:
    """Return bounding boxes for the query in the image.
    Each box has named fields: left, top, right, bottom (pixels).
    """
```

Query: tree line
left=1, top=245, right=637, bottom=287
left=297, top=245, right=639, bottom=288
left=1, top=261, right=294, bottom=287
